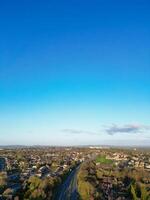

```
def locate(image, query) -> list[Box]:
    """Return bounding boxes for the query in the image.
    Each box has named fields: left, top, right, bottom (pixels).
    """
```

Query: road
left=55, top=166, right=80, bottom=200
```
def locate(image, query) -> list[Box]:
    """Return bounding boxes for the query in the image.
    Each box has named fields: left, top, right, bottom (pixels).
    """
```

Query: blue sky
left=0, top=0, right=150, bottom=145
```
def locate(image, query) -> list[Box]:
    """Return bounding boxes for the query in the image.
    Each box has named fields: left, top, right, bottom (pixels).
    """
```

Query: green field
left=96, top=156, right=113, bottom=164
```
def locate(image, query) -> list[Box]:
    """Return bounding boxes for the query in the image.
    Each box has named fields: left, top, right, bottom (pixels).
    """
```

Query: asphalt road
left=55, top=166, right=80, bottom=200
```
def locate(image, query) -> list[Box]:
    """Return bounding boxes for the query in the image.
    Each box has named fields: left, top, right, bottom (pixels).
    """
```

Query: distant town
left=0, top=146, right=150, bottom=199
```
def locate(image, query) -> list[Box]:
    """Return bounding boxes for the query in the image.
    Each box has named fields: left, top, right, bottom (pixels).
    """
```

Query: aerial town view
left=0, top=147, right=150, bottom=199
left=0, top=0, right=150, bottom=199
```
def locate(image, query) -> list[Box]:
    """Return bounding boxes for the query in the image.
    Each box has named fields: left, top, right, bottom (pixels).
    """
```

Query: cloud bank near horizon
left=104, top=124, right=149, bottom=135
left=61, top=129, right=97, bottom=135
left=62, top=124, right=150, bottom=136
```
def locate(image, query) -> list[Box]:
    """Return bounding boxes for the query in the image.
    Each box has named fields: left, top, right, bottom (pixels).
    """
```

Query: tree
left=0, top=172, right=7, bottom=193
left=131, top=184, right=138, bottom=200
left=140, top=184, right=150, bottom=200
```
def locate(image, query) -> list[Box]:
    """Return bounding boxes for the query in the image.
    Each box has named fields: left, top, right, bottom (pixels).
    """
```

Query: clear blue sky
left=0, top=0, right=150, bottom=146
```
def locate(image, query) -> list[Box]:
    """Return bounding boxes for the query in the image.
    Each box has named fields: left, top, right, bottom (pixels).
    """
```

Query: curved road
left=55, top=166, right=80, bottom=200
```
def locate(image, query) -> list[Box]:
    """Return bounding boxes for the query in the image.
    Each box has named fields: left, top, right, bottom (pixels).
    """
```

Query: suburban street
left=55, top=166, right=80, bottom=200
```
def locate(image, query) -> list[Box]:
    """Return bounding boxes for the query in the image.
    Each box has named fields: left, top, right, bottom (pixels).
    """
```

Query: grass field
left=96, top=155, right=113, bottom=164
